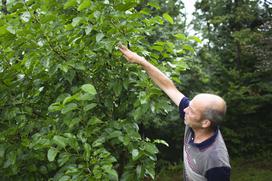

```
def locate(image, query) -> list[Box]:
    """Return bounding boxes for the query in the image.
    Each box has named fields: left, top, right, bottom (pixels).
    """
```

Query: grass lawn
left=155, top=159, right=272, bottom=181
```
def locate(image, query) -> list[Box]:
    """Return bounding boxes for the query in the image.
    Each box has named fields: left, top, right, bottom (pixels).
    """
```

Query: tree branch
left=1, top=0, right=8, bottom=15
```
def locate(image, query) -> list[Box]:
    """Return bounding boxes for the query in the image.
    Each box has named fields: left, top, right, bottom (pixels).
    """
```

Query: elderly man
left=119, top=45, right=231, bottom=181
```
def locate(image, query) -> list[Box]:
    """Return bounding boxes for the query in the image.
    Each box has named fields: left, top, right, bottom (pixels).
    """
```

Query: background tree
left=193, top=0, right=272, bottom=157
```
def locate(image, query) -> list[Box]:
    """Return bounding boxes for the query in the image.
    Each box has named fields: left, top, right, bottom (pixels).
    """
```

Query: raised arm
left=119, top=45, right=184, bottom=106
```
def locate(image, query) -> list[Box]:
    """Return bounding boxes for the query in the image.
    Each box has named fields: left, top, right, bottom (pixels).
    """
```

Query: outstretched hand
left=118, top=44, right=146, bottom=64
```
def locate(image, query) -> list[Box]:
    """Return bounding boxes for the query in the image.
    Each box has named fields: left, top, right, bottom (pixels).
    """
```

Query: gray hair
left=194, top=93, right=227, bottom=129
left=202, top=107, right=226, bottom=128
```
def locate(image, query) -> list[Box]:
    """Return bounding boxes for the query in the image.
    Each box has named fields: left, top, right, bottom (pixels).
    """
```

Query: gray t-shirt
left=179, top=97, right=231, bottom=181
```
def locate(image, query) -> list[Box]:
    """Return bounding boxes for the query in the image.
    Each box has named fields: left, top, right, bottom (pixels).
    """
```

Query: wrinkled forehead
left=190, top=96, right=208, bottom=112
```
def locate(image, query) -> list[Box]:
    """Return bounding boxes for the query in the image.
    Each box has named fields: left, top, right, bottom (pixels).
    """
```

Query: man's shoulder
left=203, top=130, right=231, bottom=168
left=204, top=146, right=231, bottom=180
left=204, top=144, right=231, bottom=170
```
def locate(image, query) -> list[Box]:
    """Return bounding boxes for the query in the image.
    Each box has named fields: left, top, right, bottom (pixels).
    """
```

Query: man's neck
left=193, top=128, right=215, bottom=144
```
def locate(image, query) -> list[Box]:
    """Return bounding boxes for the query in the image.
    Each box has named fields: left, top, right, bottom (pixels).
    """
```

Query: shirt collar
left=189, top=127, right=219, bottom=150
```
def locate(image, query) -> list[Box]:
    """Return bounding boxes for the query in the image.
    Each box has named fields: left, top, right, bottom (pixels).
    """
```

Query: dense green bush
left=0, top=0, right=196, bottom=179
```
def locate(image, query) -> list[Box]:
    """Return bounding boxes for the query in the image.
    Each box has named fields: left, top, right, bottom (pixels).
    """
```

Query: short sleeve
left=205, top=151, right=231, bottom=181
left=179, top=96, right=190, bottom=119
left=205, top=167, right=231, bottom=181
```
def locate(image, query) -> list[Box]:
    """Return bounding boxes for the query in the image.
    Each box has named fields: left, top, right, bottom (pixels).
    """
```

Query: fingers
left=118, top=43, right=127, bottom=50
left=118, top=45, right=129, bottom=60
left=117, top=43, right=134, bottom=62
left=118, top=45, right=130, bottom=56
left=119, top=47, right=126, bottom=54
left=118, top=44, right=126, bottom=53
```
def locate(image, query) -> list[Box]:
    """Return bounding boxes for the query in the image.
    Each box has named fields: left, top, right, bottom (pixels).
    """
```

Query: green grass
left=154, top=159, right=272, bottom=181
left=230, top=159, right=272, bottom=181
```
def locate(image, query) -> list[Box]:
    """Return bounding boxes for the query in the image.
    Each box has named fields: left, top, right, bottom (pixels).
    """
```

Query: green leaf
left=72, top=63, right=86, bottom=70
left=48, top=102, right=63, bottom=112
left=66, top=137, right=80, bottom=151
left=6, top=26, right=15, bottom=34
left=77, top=0, right=91, bottom=11
left=47, top=147, right=58, bottom=162
left=154, top=139, right=169, bottom=147
left=64, top=0, right=77, bottom=9
left=52, top=135, right=67, bottom=148
left=189, top=36, right=202, bottom=43
left=163, top=13, right=174, bottom=24
left=103, top=0, right=110, bottom=4
left=0, top=26, right=9, bottom=35
left=40, top=14, right=56, bottom=23
left=96, top=33, right=105, bottom=42
left=61, top=103, right=78, bottom=114
left=88, top=117, right=103, bottom=125
left=151, top=45, right=163, bottom=52
left=132, top=149, right=139, bottom=160
left=133, top=107, right=147, bottom=121
left=72, top=17, right=83, bottom=27
left=182, top=44, right=194, bottom=52
left=20, top=12, right=31, bottom=22
left=140, top=8, right=151, bottom=15
left=77, top=93, right=95, bottom=101
left=57, top=152, right=71, bottom=166
left=115, top=3, right=137, bottom=11
left=84, top=103, right=97, bottom=112
left=59, top=176, right=70, bottom=181
left=65, top=167, right=80, bottom=174
left=85, top=25, right=93, bottom=35
left=136, top=165, right=145, bottom=179
left=64, top=117, right=81, bottom=128
left=92, top=137, right=105, bottom=147
left=81, top=84, right=97, bottom=95
left=63, top=95, right=74, bottom=105
left=64, top=24, right=73, bottom=30
left=174, top=33, right=187, bottom=40
left=94, top=11, right=101, bottom=19
left=113, top=81, right=122, bottom=96
left=83, top=143, right=91, bottom=161
left=147, top=2, right=161, bottom=10
left=59, top=64, right=69, bottom=73
left=106, top=169, right=118, bottom=181
left=3, top=151, right=16, bottom=168
left=145, top=166, right=155, bottom=180
left=107, top=131, right=122, bottom=139
left=145, top=143, right=158, bottom=154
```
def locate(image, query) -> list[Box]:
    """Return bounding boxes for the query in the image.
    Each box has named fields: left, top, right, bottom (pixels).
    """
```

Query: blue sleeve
left=205, top=167, right=231, bottom=181
left=179, top=96, right=190, bottom=119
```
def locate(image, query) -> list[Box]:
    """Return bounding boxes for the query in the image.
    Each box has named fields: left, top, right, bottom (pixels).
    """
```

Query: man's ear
left=201, top=119, right=211, bottom=128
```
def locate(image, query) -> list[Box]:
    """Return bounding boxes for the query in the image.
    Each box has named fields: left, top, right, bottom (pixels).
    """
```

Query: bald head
left=193, top=93, right=227, bottom=127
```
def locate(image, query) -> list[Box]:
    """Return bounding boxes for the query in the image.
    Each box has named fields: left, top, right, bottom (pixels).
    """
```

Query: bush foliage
left=0, top=0, right=195, bottom=180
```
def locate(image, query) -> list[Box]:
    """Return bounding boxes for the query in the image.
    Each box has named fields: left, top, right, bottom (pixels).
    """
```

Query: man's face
left=184, top=97, right=205, bottom=129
